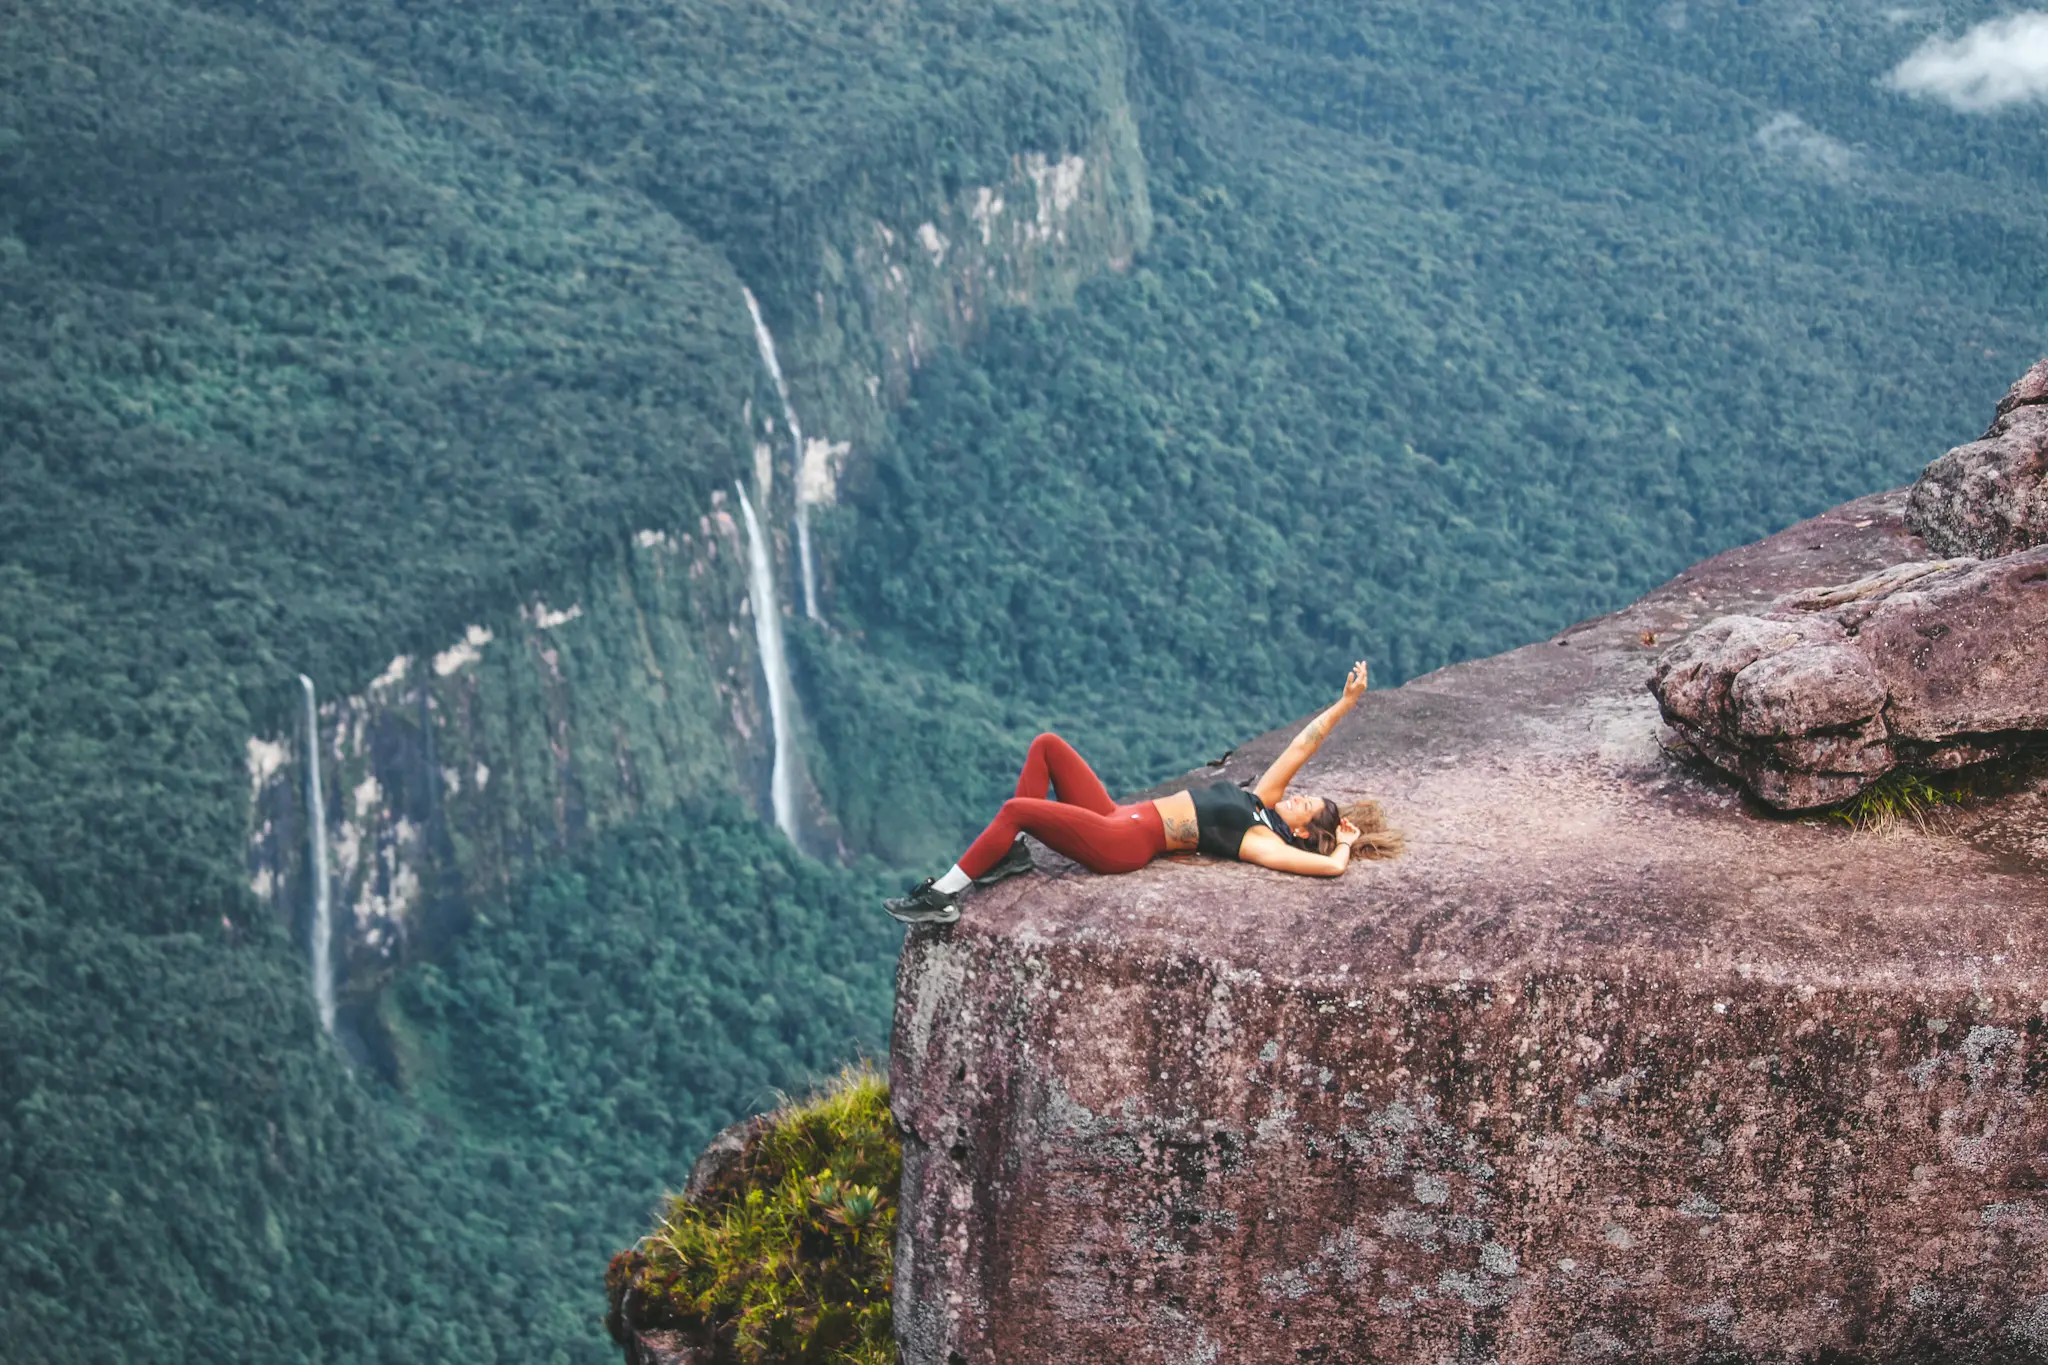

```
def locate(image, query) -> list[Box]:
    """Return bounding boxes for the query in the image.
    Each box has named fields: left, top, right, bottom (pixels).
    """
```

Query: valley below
left=2, top=0, right=2044, bottom=1360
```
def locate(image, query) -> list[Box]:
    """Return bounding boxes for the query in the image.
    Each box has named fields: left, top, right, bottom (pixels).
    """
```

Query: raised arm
left=1252, top=660, right=1369, bottom=805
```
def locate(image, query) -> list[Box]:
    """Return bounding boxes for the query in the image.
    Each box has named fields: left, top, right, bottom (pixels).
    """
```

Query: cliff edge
left=890, top=489, right=2048, bottom=1363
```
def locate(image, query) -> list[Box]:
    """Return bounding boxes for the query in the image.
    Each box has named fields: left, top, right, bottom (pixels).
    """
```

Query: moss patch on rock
left=607, top=1067, right=898, bottom=1364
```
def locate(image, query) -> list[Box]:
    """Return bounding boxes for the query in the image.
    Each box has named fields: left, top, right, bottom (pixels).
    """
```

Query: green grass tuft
left=608, top=1064, right=898, bottom=1364
left=1828, top=770, right=1966, bottom=834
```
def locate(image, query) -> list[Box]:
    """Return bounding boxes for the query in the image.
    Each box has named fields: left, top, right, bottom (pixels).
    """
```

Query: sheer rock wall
left=244, top=503, right=812, bottom=1056
left=242, top=68, right=1155, bottom=1059
left=891, top=491, right=2048, bottom=1364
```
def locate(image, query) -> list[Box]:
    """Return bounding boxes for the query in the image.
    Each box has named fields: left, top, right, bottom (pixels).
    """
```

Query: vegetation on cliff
left=607, top=1069, right=898, bottom=1365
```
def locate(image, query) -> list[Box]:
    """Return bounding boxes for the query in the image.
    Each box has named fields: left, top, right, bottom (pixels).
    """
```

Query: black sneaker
left=974, top=838, right=1036, bottom=887
left=883, top=878, right=960, bottom=925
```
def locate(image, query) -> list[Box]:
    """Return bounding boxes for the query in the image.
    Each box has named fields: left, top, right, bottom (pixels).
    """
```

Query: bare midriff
left=1152, top=791, right=1200, bottom=852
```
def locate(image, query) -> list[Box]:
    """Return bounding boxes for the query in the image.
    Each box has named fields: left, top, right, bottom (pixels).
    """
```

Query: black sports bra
left=1188, top=782, right=1299, bottom=859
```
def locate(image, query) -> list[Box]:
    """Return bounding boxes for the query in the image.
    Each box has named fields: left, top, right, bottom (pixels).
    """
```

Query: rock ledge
left=891, top=491, right=2048, bottom=1364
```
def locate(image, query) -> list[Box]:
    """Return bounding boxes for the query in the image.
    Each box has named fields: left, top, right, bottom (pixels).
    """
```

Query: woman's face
left=1273, top=793, right=1322, bottom=835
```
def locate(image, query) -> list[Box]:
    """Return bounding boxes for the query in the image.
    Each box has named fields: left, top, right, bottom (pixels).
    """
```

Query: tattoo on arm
left=1163, top=809, right=1198, bottom=845
left=1300, top=717, right=1330, bottom=748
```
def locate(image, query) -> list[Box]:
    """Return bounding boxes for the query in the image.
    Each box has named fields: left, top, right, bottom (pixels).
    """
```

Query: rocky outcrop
left=1906, top=358, right=2048, bottom=558
left=610, top=1071, right=899, bottom=1365
left=1648, top=362, right=2048, bottom=810
left=603, top=1114, right=780, bottom=1365
left=1648, top=549, right=2048, bottom=809
left=612, top=1327, right=699, bottom=1365
left=890, top=491, right=2048, bottom=1364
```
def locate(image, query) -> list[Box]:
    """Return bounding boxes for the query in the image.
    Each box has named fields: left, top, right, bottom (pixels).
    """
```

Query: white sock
left=933, top=864, right=971, bottom=895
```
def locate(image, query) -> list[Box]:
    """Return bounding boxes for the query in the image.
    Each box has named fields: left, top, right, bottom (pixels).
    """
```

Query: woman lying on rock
left=884, top=662, right=1401, bottom=924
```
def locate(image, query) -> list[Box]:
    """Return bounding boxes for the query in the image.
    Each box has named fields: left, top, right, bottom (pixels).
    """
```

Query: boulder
left=1906, top=358, right=2048, bottom=558
left=890, top=490, right=2048, bottom=1364
left=683, top=1112, right=776, bottom=1202
left=1649, top=549, right=2048, bottom=809
left=605, top=1113, right=772, bottom=1365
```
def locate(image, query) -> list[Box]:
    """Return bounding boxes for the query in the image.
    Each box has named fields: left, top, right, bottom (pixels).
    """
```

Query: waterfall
left=735, top=485, right=800, bottom=848
left=741, top=286, right=821, bottom=621
left=792, top=485, right=820, bottom=624
left=298, top=674, right=336, bottom=1038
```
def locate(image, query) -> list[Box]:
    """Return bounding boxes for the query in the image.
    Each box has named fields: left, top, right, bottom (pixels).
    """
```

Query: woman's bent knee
left=999, top=797, right=1038, bottom=822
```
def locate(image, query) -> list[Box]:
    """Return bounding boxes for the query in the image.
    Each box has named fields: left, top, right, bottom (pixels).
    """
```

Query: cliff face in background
left=240, top=81, right=1154, bottom=1056
left=245, top=504, right=791, bottom=1058
left=773, top=115, right=1153, bottom=470
left=891, top=489, right=2048, bottom=1363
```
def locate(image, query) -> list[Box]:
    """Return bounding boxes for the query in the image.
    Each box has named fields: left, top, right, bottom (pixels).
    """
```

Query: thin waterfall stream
left=741, top=287, right=821, bottom=620
left=297, top=673, right=337, bottom=1038
left=735, top=485, right=800, bottom=847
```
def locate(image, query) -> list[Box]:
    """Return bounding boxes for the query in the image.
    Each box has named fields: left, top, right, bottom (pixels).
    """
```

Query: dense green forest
left=807, top=0, right=2047, bottom=862
left=2, top=0, right=2043, bottom=1360
left=6, top=796, right=894, bottom=1360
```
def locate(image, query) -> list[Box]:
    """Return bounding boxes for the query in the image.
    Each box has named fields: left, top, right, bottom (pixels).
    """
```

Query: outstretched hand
left=1341, top=660, right=1370, bottom=702
left=1335, top=818, right=1362, bottom=848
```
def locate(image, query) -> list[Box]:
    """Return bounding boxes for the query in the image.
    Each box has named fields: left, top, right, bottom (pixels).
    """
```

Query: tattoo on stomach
left=1163, top=810, right=1198, bottom=845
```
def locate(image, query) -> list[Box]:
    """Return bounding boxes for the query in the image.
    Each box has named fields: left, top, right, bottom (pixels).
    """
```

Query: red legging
left=958, top=733, right=1168, bottom=878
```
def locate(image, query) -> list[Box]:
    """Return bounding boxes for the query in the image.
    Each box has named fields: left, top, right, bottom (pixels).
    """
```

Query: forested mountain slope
left=1, top=2, right=1129, bottom=1359
left=807, top=0, right=2047, bottom=862
left=1, top=0, right=2042, bottom=1361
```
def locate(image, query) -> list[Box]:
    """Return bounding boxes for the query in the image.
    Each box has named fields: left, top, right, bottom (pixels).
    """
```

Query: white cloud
left=1755, top=113, right=1857, bottom=177
left=1887, top=12, right=2048, bottom=112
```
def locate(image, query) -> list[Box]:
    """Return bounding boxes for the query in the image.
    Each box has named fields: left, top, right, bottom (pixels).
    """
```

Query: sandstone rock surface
left=890, top=490, right=2048, bottom=1364
left=1907, top=358, right=2048, bottom=558
left=1649, top=549, right=2048, bottom=809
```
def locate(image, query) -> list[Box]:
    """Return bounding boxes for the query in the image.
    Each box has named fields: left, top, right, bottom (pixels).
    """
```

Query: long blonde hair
left=1296, top=797, right=1405, bottom=858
